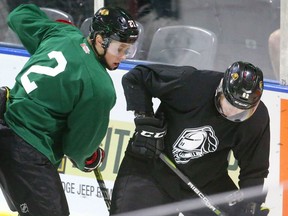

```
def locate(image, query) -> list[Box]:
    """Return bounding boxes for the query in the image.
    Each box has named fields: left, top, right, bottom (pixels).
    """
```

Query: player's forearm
left=122, top=68, right=154, bottom=113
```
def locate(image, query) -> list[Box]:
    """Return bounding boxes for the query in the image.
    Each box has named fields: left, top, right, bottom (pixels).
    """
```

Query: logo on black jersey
left=172, top=126, right=219, bottom=164
left=20, top=203, right=29, bottom=213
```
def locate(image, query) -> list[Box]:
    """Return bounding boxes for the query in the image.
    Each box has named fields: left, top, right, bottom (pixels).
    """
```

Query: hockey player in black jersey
left=110, top=61, right=270, bottom=216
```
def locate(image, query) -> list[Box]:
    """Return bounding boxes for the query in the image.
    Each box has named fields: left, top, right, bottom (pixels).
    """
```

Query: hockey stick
left=93, top=168, right=111, bottom=211
left=159, top=153, right=227, bottom=216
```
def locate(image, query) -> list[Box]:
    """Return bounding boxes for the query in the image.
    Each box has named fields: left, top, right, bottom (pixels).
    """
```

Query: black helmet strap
left=90, top=36, right=109, bottom=68
left=101, top=37, right=111, bottom=49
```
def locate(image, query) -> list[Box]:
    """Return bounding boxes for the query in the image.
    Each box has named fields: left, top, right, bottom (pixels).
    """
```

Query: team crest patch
left=99, top=9, right=109, bottom=16
left=80, top=43, right=90, bottom=54
left=172, top=126, right=219, bottom=164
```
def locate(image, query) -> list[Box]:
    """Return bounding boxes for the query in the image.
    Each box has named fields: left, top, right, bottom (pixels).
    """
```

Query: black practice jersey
left=122, top=64, right=270, bottom=201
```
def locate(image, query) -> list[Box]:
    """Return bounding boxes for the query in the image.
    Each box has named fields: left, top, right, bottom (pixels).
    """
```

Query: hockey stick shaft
left=93, top=168, right=111, bottom=211
left=159, top=153, right=227, bottom=216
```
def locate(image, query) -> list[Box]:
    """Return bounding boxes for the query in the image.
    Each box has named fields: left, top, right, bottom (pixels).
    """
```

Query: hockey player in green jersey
left=0, top=4, right=138, bottom=216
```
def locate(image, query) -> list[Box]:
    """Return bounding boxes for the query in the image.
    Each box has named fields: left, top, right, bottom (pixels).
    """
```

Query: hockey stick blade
left=94, top=168, right=111, bottom=211
left=159, top=153, right=227, bottom=216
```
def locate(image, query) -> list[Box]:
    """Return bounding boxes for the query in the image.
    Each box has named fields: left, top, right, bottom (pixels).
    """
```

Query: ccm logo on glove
left=128, top=115, right=167, bottom=159
left=139, top=130, right=166, bottom=138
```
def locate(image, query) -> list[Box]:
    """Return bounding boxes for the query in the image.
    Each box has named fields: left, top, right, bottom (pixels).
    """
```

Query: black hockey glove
left=228, top=201, right=269, bottom=216
left=0, top=86, right=9, bottom=123
left=83, top=147, right=105, bottom=172
left=128, top=116, right=167, bottom=159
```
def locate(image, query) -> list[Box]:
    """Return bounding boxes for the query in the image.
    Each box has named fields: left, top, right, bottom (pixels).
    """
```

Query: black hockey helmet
left=89, top=7, right=139, bottom=45
left=215, top=61, right=264, bottom=122
left=223, top=61, right=263, bottom=109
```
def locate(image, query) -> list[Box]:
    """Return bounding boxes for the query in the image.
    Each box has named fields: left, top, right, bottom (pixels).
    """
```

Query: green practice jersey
left=4, top=4, right=116, bottom=170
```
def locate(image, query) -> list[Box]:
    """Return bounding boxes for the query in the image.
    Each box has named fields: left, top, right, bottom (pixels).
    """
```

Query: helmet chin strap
left=91, top=37, right=115, bottom=70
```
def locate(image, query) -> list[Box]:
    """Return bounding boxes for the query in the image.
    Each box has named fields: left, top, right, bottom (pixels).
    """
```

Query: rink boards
left=0, top=47, right=288, bottom=216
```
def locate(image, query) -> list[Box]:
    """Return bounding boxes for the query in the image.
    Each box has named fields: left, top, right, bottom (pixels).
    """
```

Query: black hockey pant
left=109, top=172, right=229, bottom=216
left=0, top=125, right=69, bottom=216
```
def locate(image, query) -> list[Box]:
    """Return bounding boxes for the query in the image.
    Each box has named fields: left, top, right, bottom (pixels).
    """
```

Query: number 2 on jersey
left=21, top=51, right=67, bottom=94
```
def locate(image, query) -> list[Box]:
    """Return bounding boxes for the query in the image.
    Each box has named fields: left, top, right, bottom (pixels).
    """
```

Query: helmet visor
left=215, top=82, right=258, bottom=122
left=106, top=39, right=136, bottom=58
